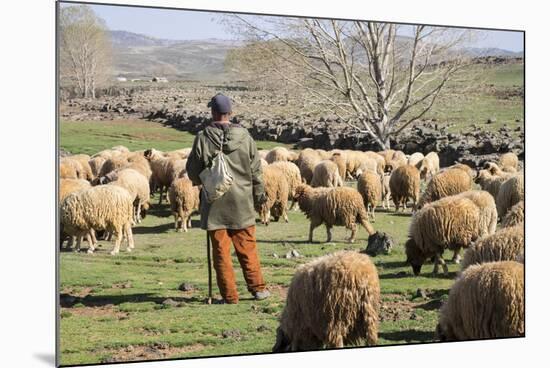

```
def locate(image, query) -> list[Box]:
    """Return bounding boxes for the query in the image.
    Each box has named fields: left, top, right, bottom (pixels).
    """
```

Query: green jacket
left=186, top=122, right=264, bottom=230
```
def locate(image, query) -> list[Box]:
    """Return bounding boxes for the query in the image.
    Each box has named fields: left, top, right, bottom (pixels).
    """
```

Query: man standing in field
left=186, top=93, right=270, bottom=304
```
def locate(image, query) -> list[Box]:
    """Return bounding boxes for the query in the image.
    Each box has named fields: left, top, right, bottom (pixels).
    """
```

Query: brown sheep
left=456, top=190, right=498, bottom=238
left=405, top=196, right=485, bottom=276
left=266, top=146, right=293, bottom=163
left=416, top=168, right=472, bottom=209
left=60, top=179, right=91, bottom=204
left=273, top=251, right=380, bottom=351
left=357, top=171, right=382, bottom=222
left=474, top=168, right=511, bottom=199
left=88, top=156, right=106, bottom=178
left=496, top=174, right=524, bottom=218
left=436, top=261, right=524, bottom=340
left=69, top=154, right=94, bottom=181
left=60, top=157, right=84, bottom=179
left=144, top=148, right=178, bottom=204
left=501, top=201, right=524, bottom=228
left=97, top=155, right=128, bottom=178
left=311, top=160, right=343, bottom=188
left=407, top=152, right=425, bottom=167
left=168, top=177, right=200, bottom=232
left=298, top=154, right=321, bottom=184
left=302, top=185, right=375, bottom=243
left=389, top=165, right=420, bottom=211
left=461, top=225, right=524, bottom=270
left=257, top=165, right=289, bottom=225
left=381, top=173, right=391, bottom=210
left=293, top=183, right=331, bottom=218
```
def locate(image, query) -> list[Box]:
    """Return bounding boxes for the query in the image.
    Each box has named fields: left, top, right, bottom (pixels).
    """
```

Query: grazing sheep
left=60, top=185, right=135, bottom=255
left=363, top=151, right=386, bottom=176
left=416, top=152, right=440, bottom=180
left=270, top=161, right=302, bottom=210
left=357, top=171, right=382, bottom=222
left=496, top=174, right=524, bottom=218
left=357, top=156, right=382, bottom=178
left=257, top=165, right=289, bottom=225
left=168, top=177, right=200, bottom=232
left=266, top=147, right=292, bottom=163
left=407, top=152, right=425, bottom=167
left=416, top=168, right=472, bottom=209
left=123, top=153, right=153, bottom=182
left=389, top=165, right=420, bottom=211
left=330, top=153, right=347, bottom=182
left=300, top=185, right=375, bottom=243
left=273, top=251, right=380, bottom=351
left=381, top=173, right=391, bottom=210
left=378, top=150, right=395, bottom=167
left=405, top=196, right=484, bottom=276
left=501, top=201, right=524, bottom=228
left=436, top=261, right=524, bottom=340
left=461, top=225, right=524, bottom=270
left=499, top=152, right=519, bottom=172
left=293, top=183, right=331, bottom=218
left=311, top=160, right=343, bottom=188
left=98, top=168, right=151, bottom=224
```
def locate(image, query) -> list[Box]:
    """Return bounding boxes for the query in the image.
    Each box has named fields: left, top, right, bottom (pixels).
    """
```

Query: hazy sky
left=71, top=3, right=523, bottom=52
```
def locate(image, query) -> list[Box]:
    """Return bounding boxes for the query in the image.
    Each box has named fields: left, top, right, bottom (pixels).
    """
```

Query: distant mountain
left=106, top=30, right=523, bottom=81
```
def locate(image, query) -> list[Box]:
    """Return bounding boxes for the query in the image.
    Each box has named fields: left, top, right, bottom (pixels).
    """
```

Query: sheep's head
left=474, top=169, right=489, bottom=184
left=292, top=183, right=311, bottom=202
left=405, top=238, right=425, bottom=276
left=272, top=327, right=292, bottom=353
left=483, top=162, right=501, bottom=175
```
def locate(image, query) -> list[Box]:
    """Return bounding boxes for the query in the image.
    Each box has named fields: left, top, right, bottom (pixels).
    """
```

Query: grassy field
left=58, top=122, right=468, bottom=366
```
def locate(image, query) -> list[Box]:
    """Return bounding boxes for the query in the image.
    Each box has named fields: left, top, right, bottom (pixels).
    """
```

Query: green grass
left=60, top=119, right=291, bottom=155
left=60, top=187, right=463, bottom=365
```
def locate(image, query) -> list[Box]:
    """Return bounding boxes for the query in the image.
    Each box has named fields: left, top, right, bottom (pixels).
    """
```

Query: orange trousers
left=208, top=225, right=266, bottom=303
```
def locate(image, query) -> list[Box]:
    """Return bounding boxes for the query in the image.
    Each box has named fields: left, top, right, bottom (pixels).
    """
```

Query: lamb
left=436, top=261, right=524, bottom=340
left=273, top=251, right=380, bottom=351
left=389, top=165, right=420, bottom=211
left=416, top=168, right=472, bottom=209
left=266, top=146, right=293, bottom=163
left=496, top=174, right=524, bottom=218
left=311, top=160, right=343, bottom=188
left=498, top=152, right=519, bottom=172
left=405, top=196, right=485, bottom=276
left=501, top=201, right=524, bottom=228
left=407, top=152, right=425, bottom=167
left=269, top=161, right=302, bottom=210
left=357, top=170, right=382, bottom=222
left=98, top=168, right=151, bottom=224
left=416, top=152, right=440, bottom=180
left=295, top=184, right=376, bottom=243
left=257, top=165, right=289, bottom=225
left=60, top=185, right=135, bottom=255
left=168, top=177, right=200, bottom=232
left=461, top=225, right=524, bottom=270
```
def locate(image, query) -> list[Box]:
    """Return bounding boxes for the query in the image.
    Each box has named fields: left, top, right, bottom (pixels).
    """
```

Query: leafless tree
left=59, top=5, right=112, bottom=99
left=226, top=16, right=474, bottom=148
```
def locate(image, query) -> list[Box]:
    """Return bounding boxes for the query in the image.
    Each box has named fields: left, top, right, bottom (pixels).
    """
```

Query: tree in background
left=226, top=16, right=474, bottom=149
left=59, top=5, right=112, bottom=99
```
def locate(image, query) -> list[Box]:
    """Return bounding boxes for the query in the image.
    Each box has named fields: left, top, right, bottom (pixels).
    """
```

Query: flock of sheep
left=58, top=143, right=525, bottom=351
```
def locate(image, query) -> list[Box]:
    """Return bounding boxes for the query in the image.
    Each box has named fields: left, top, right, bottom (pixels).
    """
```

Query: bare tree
left=59, top=5, right=112, bottom=99
left=226, top=16, right=474, bottom=148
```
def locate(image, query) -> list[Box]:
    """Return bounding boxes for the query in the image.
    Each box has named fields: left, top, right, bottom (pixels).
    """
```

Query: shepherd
left=186, top=93, right=270, bottom=304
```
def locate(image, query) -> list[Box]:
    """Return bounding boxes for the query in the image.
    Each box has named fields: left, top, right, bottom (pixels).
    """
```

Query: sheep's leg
left=110, top=227, right=122, bottom=255
left=451, top=249, right=461, bottom=264
left=334, top=335, right=344, bottom=348
left=158, top=186, right=164, bottom=205
left=371, top=205, right=376, bottom=222
left=74, top=236, right=81, bottom=252
left=125, top=223, right=135, bottom=251
left=347, top=223, right=357, bottom=243
left=325, top=225, right=333, bottom=243
left=187, top=216, right=192, bottom=229
left=309, top=218, right=322, bottom=243
left=182, top=214, right=188, bottom=233
left=432, top=254, right=449, bottom=277
left=86, top=232, right=96, bottom=254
